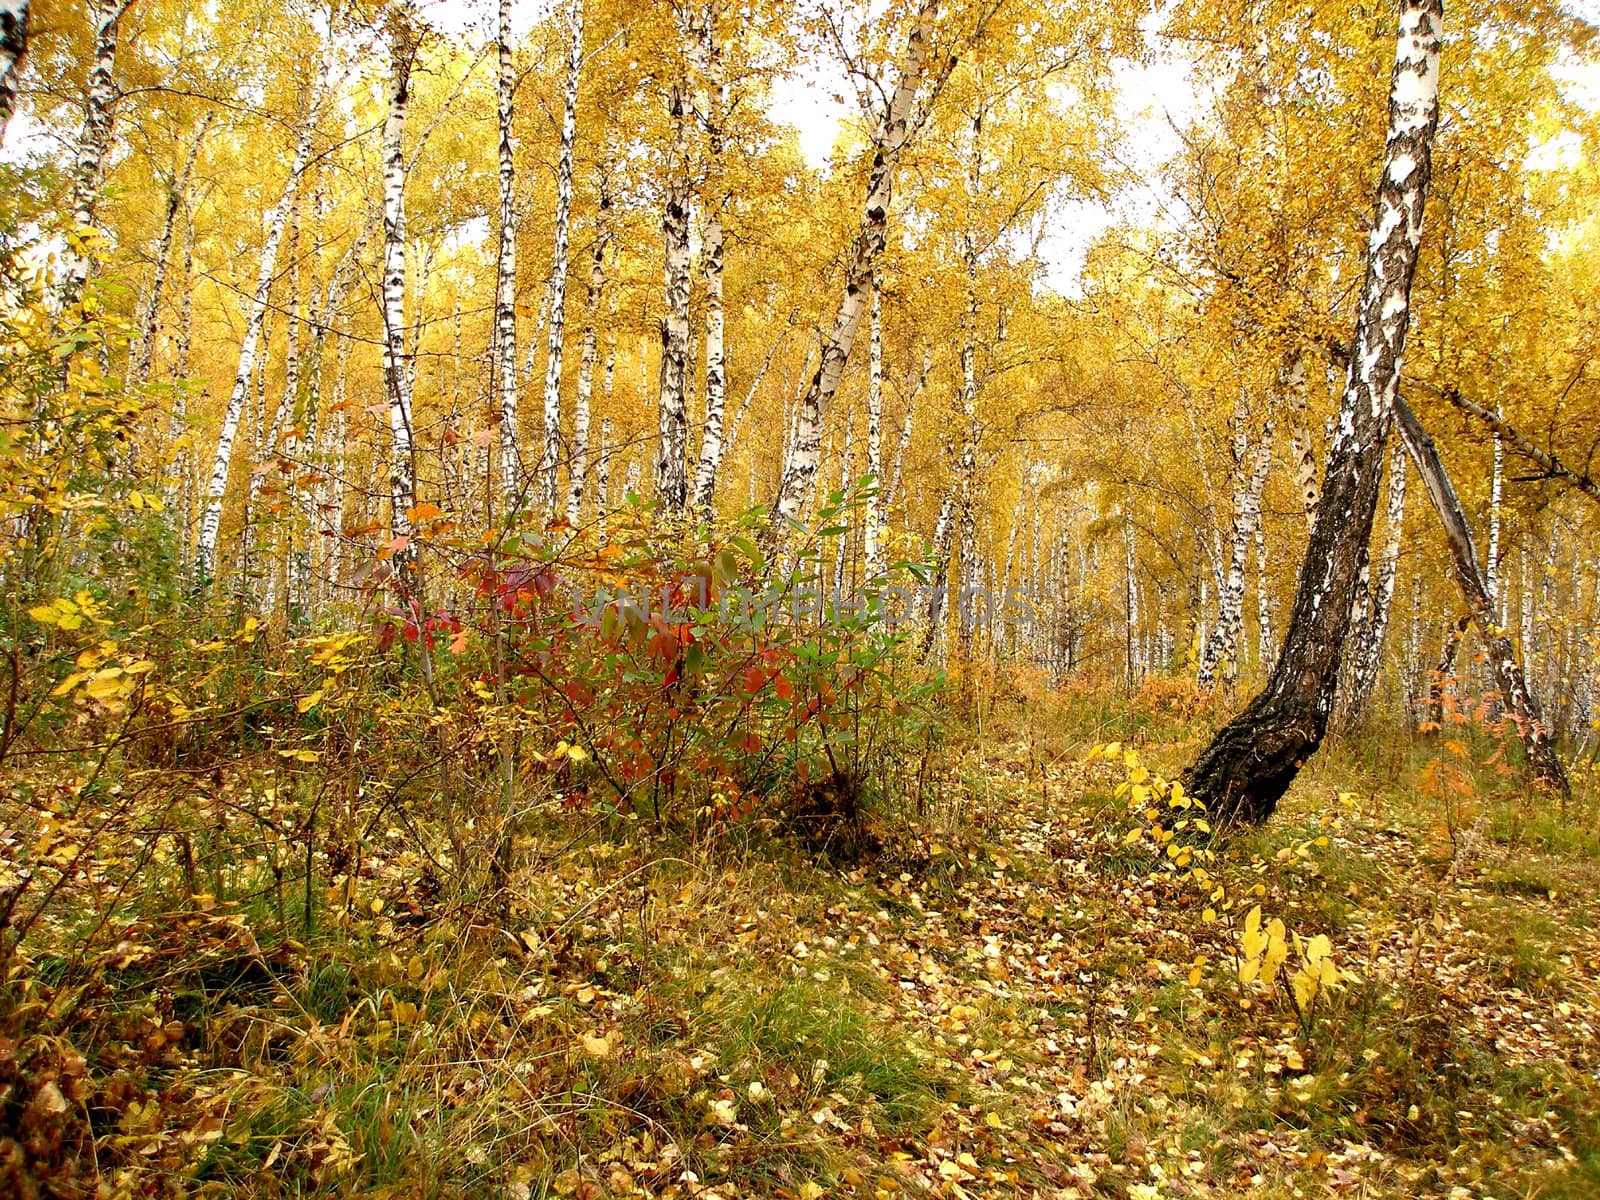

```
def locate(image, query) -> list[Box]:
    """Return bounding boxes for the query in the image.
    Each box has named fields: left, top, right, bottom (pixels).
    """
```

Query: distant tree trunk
left=1486, top=407, right=1503, bottom=611
left=887, top=346, right=928, bottom=507
left=568, top=192, right=609, bottom=526
left=864, top=278, right=886, bottom=579
left=1393, top=396, right=1568, bottom=794
left=654, top=36, right=694, bottom=511
left=494, top=0, right=521, bottom=505
left=1338, top=440, right=1408, bottom=721
left=1254, top=523, right=1274, bottom=665
left=541, top=0, right=585, bottom=515
left=1183, top=0, right=1444, bottom=824
left=0, top=1, right=26, bottom=143
left=131, top=114, right=212, bottom=387
left=1284, top=351, right=1319, bottom=529
left=58, top=0, right=121, bottom=317
left=770, top=0, right=940, bottom=532
left=194, top=108, right=318, bottom=588
left=382, top=9, right=419, bottom=584
left=1428, top=613, right=1470, bottom=725
left=1198, top=415, right=1273, bottom=690
left=721, top=325, right=787, bottom=463
left=921, top=487, right=956, bottom=660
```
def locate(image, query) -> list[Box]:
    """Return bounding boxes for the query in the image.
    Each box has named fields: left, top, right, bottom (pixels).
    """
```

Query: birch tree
left=567, top=192, right=609, bottom=526
left=864, top=277, right=886, bottom=579
left=689, top=1, right=729, bottom=515
left=1197, top=413, right=1273, bottom=690
left=769, top=0, right=942, bottom=531
left=654, top=9, right=695, bottom=512
left=1340, top=440, right=1408, bottom=719
left=1183, top=0, right=1445, bottom=824
left=194, top=100, right=319, bottom=587
left=1394, top=395, right=1569, bottom=794
left=130, top=113, right=212, bottom=387
left=58, top=0, right=124, bottom=318
left=382, top=5, right=419, bottom=582
left=493, top=0, right=521, bottom=505
left=540, top=0, right=585, bottom=516
left=0, top=0, right=27, bottom=143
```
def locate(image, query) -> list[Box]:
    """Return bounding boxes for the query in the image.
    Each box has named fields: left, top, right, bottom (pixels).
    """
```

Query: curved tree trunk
left=195, top=103, right=318, bottom=587
left=770, top=0, right=940, bottom=532
left=1394, top=396, right=1568, bottom=793
left=1183, top=0, right=1445, bottom=824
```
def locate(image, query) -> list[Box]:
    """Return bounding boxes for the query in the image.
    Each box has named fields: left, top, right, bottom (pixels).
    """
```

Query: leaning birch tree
left=194, top=98, right=320, bottom=587
left=769, top=0, right=943, bottom=531
left=1182, top=0, right=1445, bottom=824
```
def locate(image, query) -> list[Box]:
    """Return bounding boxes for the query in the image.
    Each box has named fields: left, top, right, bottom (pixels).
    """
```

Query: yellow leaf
left=297, top=689, right=325, bottom=714
left=581, top=1032, right=613, bottom=1059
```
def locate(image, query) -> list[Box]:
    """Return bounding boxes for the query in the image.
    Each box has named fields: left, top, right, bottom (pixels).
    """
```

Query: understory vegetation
left=5, top=638, right=1599, bottom=1198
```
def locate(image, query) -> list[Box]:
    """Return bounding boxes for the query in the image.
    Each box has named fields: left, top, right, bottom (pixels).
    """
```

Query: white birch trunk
left=655, top=45, right=694, bottom=511
left=494, top=0, right=522, bottom=505
left=541, top=0, right=585, bottom=516
left=689, top=2, right=729, bottom=515
left=58, top=0, right=120, bottom=317
left=131, top=113, right=212, bottom=386
left=770, top=0, right=940, bottom=530
left=887, top=345, right=928, bottom=507
left=194, top=107, right=318, bottom=586
left=1486, top=407, right=1503, bottom=608
left=0, top=1, right=26, bottom=143
left=1342, top=439, right=1408, bottom=717
left=567, top=197, right=608, bottom=526
left=864, top=278, right=886, bottom=579
left=382, top=9, right=419, bottom=577
left=1198, top=418, right=1274, bottom=689
left=1284, top=351, right=1319, bottom=530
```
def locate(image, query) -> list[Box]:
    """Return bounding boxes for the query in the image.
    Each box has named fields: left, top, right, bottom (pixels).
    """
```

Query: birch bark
left=58, top=0, right=121, bottom=318
left=770, top=0, right=940, bottom=531
left=0, top=0, right=25, bottom=143
left=1394, top=395, right=1568, bottom=793
left=494, top=0, right=522, bottom=504
left=864, top=279, right=886, bottom=579
left=541, top=0, right=585, bottom=515
left=131, top=114, right=212, bottom=387
left=1184, top=0, right=1445, bottom=823
left=1341, top=439, right=1409, bottom=719
left=567, top=194, right=609, bottom=526
left=382, top=8, right=419, bottom=583
left=194, top=102, right=318, bottom=587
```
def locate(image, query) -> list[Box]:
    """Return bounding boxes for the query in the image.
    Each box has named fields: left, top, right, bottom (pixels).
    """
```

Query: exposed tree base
left=1182, top=694, right=1324, bottom=826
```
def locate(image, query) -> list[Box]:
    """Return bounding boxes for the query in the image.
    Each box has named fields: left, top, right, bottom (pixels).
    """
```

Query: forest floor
left=8, top=693, right=1600, bottom=1199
